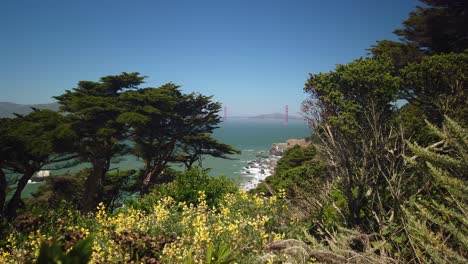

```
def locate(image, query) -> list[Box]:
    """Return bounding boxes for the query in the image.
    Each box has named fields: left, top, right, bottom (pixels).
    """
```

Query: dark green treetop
left=394, top=0, right=468, bottom=54
left=303, top=56, right=406, bottom=228
left=400, top=52, right=467, bottom=125
left=54, top=72, right=145, bottom=213
left=0, top=109, right=75, bottom=219
left=368, top=40, right=424, bottom=70
left=118, top=83, right=233, bottom=192
left=304, top=56, right=400, bottom=133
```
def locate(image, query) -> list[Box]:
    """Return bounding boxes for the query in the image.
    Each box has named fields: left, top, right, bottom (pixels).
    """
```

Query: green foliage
left=397, top=102, right=437, bottom=145
left=29, top=169, right=137, bottom=212
left=203, top=244, right=235, bottom=264
left=54, top=72, right=145, bottom=213
left=404, top=116, right=467, bottom=263
left=258, top=145, right=325, bottom=196
left=304, top=55, right=400, bottom=133
left=303, top=55, right=408, bottom=230
left=253, top=145, right=343, bottom=232
left=163, top=170, right=238, bottom=207
left=0, top=109, right=76, bottom=219
left=2, top=0, right=467, bottom=260
left=400, top=52, right=467, bottom=125
left=30, top=171, right=87, bottom=210
left=37, top=238, right=93, bottom=264
left=131, top=169, right=239, bottom=209
left=119, top=84, right=232, bottom=192
left=101, top=169, right=138, bottom=211
left=0, top=185, right=293, bottom=263
left=394, top=0, right=468, bottom=54
left=0, top=109, right=74, bottom=160
left=274, top=145, right=317, bottom=175
left=52, top=73, right=235, bottom=212
left=305, top=186, right=349, bottom=232
left=368, top=40, right=424, bottom=70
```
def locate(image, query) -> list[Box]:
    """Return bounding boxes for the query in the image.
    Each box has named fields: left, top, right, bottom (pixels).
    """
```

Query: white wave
left=240, top=165, right=273, bottom=191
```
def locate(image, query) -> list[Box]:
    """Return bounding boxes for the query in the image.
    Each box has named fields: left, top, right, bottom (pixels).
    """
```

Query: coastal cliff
left=269, top=139, right=310, bottom=156
left=242, top=138, right=310, bottom=190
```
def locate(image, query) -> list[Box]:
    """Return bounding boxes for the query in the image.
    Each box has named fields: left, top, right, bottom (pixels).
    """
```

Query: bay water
left=24, top=118, right=310, bottom=195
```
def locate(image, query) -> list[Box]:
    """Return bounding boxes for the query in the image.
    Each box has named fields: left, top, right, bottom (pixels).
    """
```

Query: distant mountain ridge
left=0, top=103, right=304, bottom=120
left=0, top=102, right=60, bottom=117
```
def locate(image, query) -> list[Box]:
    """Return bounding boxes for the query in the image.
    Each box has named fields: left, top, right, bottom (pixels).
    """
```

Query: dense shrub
left=29, top=171, right=87, bottom=210
left=29, top=169, right=138, bottom=212
left=256, top=145, right=325, bottom=194
left=397, top=102, right=437, bottom=146
left=132, top=169, right=239, bottom=210
left=403, top=117, right=467, bottom=263
left=0, top=188, right=294, bottom=263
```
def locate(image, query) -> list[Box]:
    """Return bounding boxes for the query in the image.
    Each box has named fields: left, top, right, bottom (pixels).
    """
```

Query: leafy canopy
left=400, top=52, right=467, bottom=124
left=394, top=0, right=468, bottom=54
left=304, top=56, right=400, bottom=133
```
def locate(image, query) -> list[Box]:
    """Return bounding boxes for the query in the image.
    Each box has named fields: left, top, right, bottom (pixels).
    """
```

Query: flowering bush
left=0, top=189, right=292, bottom=263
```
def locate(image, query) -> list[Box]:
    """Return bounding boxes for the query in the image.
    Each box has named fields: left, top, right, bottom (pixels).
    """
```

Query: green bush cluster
left=130, top=169, right=239, bottom=210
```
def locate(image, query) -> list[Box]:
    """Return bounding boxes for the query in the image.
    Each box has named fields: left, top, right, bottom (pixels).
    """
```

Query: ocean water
left=24, top=118, right=310, bottom=195
left=202, top=118, right=310, bottom=186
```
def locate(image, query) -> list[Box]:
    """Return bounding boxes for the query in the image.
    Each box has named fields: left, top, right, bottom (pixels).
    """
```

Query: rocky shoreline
left=241, top=139, right=309, bottom=190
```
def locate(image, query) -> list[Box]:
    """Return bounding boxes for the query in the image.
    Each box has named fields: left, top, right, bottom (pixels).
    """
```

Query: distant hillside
left=249, top=113, right=303, bottom=120
left=0, top=102, right=60, bottom=117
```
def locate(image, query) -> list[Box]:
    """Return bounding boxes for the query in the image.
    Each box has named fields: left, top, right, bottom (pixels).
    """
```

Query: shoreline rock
left=270, top=138, right=310, bottom=156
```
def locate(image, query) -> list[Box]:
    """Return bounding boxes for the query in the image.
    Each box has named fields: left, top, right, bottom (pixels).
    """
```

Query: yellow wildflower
left=254, top=195, right=264, bottom=207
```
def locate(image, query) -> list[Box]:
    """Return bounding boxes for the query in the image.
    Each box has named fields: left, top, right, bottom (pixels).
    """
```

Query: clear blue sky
left=1, top=0, right=418, bottom=116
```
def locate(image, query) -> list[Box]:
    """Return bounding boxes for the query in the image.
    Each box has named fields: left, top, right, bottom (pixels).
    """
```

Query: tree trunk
left=185, top=157, right=197, bottom=170
left=5, top=169, right=34, bottom=220
left=141, top=141, right=176, bottom=194
left=0, top=168, right=7, bottom=217
left=80, top=159, right=108, bottom=214
left=141, top=163, right=165, bottom=195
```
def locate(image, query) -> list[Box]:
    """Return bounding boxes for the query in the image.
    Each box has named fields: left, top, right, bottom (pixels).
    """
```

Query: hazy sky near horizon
left=1, top=0, right=418, bottom=116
